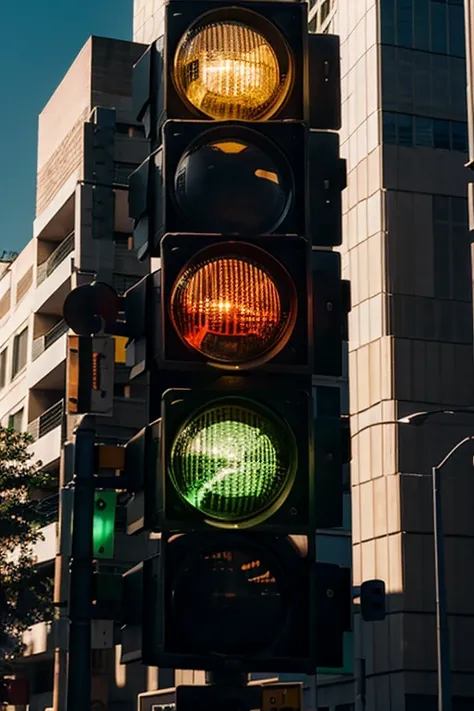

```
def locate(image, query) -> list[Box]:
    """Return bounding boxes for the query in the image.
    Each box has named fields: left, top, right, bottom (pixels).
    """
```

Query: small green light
left=93, top=491, right=116, bottom=559
left=169, top=399, right=295, bottom=527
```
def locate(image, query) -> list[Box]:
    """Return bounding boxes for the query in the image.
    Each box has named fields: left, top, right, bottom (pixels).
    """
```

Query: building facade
left=132, top=1, right=474, bottom=710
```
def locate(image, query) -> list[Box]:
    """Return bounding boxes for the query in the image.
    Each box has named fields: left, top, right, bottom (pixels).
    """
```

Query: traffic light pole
left=66, top=416, right=96, bottom=711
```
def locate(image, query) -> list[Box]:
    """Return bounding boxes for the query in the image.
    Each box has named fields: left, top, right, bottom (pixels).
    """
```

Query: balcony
left=29, top=321, right=68, bottom=391
left=36, top=232, right=74, bottom=285
left=35, top=233, right=75, bottom=315
left=32, top=319, right=68, bottom=361
left=27, top=400, right=64, bottom=469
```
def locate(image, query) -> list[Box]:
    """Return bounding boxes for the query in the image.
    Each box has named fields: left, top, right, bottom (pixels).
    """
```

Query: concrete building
left=0, top=35, right=160, bottom=711
left=132, top=1, right=474, bottom=710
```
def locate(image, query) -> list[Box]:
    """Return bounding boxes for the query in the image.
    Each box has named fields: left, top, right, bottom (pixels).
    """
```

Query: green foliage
left=0, top=427, right=55, bottom=658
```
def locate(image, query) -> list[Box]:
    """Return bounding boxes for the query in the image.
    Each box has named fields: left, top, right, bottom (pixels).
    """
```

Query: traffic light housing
left=122, top=0, right=350, bottom=675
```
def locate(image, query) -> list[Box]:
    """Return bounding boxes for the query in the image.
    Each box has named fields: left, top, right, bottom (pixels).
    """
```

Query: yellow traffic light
left=173, top=11, right=293, bottom=120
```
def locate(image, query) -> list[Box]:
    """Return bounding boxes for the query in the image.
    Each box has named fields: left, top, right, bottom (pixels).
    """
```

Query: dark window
left=308, top=15, right=317, bottom=32
left=8, top=408, right=24, bottom=432
left=433, top=119, right=450, bottom=149
left=415, top=116, right=433, bottom=146
left=398, top=113, right=413, bottom=146
left=431, top=1, right=448, bottom=54
left=381, top=0, right=396, bottom=43
left=448, top=5, right=466, bottom=57
left=383, top=112, right=397, bottom=143
left=12, top=327, right=28, bottom=378
left=397, top=0, right=413, bottom=47
left=0, top=349, right=6, bottom=389
left=320, top=0, right=331, bottom=22
left=432, top=195, right=470, bottom=302
left=451, top=122, right=468, bottom=152
left=414, top=0, right=430, bottom=50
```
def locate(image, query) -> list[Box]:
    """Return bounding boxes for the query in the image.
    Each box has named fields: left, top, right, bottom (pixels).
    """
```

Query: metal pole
left=66, top=417, right=95, bottom=711
left=432, top=464, right=452, bottom=711
left=431, top=435, right=474, bottom=711
left=53, top=443, right=75, bottom=711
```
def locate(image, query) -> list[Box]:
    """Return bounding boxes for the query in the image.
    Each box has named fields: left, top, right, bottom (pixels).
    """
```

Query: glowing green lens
left=169, top=400, right=295, bottom=527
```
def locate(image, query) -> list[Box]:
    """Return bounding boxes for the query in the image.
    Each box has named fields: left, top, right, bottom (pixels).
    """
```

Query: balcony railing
left=37, top=232, right=75, bottom=286
left=32, top=319, right=69, bottom=361
left=34, top=493, right=60, bottom=523
left=27, top=400, right=64, bottom=442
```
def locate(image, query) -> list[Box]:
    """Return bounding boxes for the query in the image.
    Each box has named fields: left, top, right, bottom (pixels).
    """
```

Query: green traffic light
left=93, top=491, right=116, bottom=559
left=169, top=399, right=296, bottom=528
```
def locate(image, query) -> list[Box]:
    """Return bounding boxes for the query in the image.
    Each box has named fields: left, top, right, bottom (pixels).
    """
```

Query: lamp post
left=354, top=407, right=474, bottom=711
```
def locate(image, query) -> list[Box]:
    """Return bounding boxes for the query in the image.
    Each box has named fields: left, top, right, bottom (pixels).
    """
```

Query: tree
left=0, top=427, right=54, bottom=659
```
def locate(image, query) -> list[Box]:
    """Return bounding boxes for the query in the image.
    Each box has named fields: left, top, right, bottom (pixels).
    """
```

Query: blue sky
left=0, top=0, right=133, bottom=254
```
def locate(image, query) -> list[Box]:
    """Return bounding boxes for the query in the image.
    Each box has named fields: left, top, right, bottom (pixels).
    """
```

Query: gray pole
left=432, top=463, right=452, bottom=711
left=432, top=435, right=474, bottom=711
left=66, top=417, right=96, bottom=711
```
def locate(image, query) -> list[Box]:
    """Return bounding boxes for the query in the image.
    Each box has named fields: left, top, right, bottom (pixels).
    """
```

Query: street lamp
left=354, top=407, right=474, bottom=711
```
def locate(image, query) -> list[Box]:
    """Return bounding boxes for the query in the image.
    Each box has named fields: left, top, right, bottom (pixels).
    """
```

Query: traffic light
left=92, top=491, right=116, bottom=559
left=121, top=0, right=350, bottom=674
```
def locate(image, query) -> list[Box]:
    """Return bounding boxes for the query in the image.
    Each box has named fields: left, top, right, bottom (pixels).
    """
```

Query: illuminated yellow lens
left=174, top=20, right=291, bottom=120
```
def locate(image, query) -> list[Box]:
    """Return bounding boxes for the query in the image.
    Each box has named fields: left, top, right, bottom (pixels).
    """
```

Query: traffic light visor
left=169, top=242, right=298, bottom=368
left=173, top=9, right=293, bottom=120
left=169, top=398, right=297, bottom=528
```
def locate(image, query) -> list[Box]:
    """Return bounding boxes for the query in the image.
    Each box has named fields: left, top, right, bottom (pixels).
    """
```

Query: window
left=8, top=408, right=24, bottom=432
left=382, top=0, right=466, bottom=57
left=451, top=122, right=468, bottom=152
left=397, top=0, right=413, bottom=47
left=383, top=112, right=468, bottom=152
left=12, top=327, right=28, bottom=378
left=398, top=113, right=413, bottom=146
left=431, top=1, right=448, bottom=54
left=415, top=116, right=433, bottom=146
left=448, top=4, right=466, bottom=57
left=320, top=0, right=331, bottom=23
left=414, top=0, right=430, bottom=50
left=0, top=349, right=6, bottom=389
left=432, top=195, right=470, bottom=301
left=433, top=119, right=450, bottom=149
left=383, top=112, right=397, bottom=144
left=381, top=0, right=395, bottom=44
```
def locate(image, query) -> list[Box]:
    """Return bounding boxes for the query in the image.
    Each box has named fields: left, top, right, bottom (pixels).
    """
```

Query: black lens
left=174, top=130, right=292, bottom=235
left=171, top=542, right=287, bottom=655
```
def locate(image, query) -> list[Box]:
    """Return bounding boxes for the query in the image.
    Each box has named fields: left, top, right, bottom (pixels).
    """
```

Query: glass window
left=383, top=112, right=397, bottom=144
left=308, top=15, right=317, bottom=32
left=414, top=0, right=430, bottom=49
left=12, top=327, right=28, bottom=379
left=8, top=408, right=24, bottom=432
left=448, top=5, right=465, bottom=57
left=431, top=1, right=448, bottom=54
left=433, top=119, right=450, bottom=149
left=451, top=196, right=468, bottom=224
left=0, top=349, right=6, bottom=389
left=451, top=122, right=468, bottom=152
left=415, top=116, right=433, bottom=146
left=397, top=0, right=413, bottom=47
left=321, top=0, right=330, bottom=22
left=398, top=113, right=414, bottom=146
left=381, top=0, right=396, bottom=44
